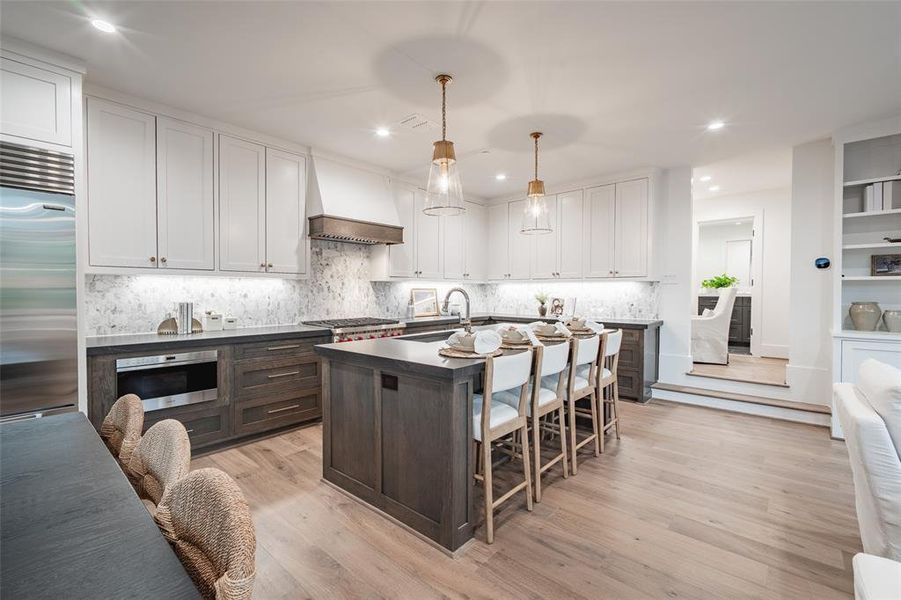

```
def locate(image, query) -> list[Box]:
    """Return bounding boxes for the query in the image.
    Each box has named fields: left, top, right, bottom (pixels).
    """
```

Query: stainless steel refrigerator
left=0, top=141, right=77, bottom=420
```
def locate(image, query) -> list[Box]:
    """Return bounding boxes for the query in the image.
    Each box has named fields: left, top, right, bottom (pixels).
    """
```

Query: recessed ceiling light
left=699, top=175, right=712, bottom=182
left=91, top=19, right=116, bottom=33
left=375, top=127, right=390, bottom=137
left=708, top=185, right=720, bottom=192
left=495, top=173, right=507, bottom=181
left=706, top=120, right=725, bottom=131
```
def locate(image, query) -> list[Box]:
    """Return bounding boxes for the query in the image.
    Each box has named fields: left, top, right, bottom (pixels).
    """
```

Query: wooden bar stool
left=498, top=341, right=570, bottom=502
left=597, top=329, right=623, bottom=453
left=473, top=349, right=534, bottom=544
left=560, top=334, right=602, bottom=475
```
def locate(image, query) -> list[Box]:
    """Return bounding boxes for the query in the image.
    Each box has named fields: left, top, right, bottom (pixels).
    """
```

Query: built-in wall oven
left=116, top=350, right=218, bottom=412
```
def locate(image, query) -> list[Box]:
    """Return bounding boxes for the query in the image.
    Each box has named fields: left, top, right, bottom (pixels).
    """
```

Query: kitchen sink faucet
left=442, top=288, right=471, bottom=333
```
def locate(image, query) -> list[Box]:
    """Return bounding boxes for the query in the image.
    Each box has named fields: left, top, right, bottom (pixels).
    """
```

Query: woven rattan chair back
left=100, top=394, right=144, bottom=469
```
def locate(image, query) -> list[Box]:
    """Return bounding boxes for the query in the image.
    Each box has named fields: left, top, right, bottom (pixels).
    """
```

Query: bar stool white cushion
left=576, top=364, right=612, bottom=381
left=540, top=373, right=590, bottom=394
left=472, top=394, right=519, bottom=441
left=496, top=386, right=558, bottom=415
left=853, top=553, right=901, bottom=600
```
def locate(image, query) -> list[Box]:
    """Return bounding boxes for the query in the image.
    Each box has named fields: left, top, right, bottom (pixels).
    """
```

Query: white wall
left=695, top=220, right=754, bottom=292
left=694, top=187, right=792, bottom=358
left=787, top=138, right=834, bottom=407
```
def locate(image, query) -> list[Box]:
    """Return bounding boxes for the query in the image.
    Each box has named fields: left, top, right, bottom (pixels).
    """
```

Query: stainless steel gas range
left=302, top=317, right=406, bottom=343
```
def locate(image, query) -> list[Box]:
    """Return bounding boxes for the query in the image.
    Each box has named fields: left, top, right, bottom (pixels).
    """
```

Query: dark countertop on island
left=403, top=313, right=662, bottom=329
left=86, top=323, right=331, bottom=355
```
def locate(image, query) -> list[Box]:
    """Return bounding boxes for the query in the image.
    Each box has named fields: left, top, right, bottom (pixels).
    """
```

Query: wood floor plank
left=193, top=401, right=859, bottom=599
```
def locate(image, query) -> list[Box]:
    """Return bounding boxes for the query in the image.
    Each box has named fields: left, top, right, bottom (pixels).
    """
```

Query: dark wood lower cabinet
left=87, top=335, right=330, bottom=454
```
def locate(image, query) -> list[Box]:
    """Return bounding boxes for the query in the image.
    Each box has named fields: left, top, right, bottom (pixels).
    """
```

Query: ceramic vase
left=849, top=302, right=882, bottom=331
left=883, top=309, right=901, bottom=333
left=538, top=303, right=547, bottom=317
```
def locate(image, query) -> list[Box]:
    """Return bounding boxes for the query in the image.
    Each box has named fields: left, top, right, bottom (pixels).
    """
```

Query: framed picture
left=549, top=297, right=565, bottom=317
left=871, top=253, right=901, bottom=277
left=410, top=288, right=440, bottom=317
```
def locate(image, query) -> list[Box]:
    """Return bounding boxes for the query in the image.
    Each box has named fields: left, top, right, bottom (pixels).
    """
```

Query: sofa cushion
left=858, top=359, right=901, bottom=458
left=853, top=553, right=901, bottom=600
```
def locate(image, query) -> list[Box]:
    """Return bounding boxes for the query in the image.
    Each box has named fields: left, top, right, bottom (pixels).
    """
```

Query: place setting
left=438, top=329, right=505, bottom=359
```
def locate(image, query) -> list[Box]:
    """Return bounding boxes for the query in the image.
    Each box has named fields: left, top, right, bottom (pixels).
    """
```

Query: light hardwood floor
left=690, top=354, right=789, bottom=387
left=193, top=400, right=860, bottom=599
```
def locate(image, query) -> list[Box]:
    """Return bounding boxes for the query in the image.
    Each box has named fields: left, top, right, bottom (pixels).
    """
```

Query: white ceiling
left=2, top=1, right=899, bottom=199
left=692, top=146, right=794, bottom=201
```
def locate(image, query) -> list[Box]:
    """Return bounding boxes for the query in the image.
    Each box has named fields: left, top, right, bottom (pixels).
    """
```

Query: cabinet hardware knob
left=160, top=257, right=167, bottom=263
left=609, top=270, right=614, bottom=275
left=186, top=428, right=194, bottom=434
left=268, top=263, right=273, bottom=268
left=150, top=256, right=156, bottom=263
left=260, top=263, right=266, bottom=268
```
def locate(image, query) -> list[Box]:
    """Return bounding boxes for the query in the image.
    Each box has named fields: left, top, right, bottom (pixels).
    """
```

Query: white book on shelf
left=884, top=180, right=898, bottom=210
left=865, top=184, right=875, bottom=211
left=873, top=181, right=883, bottom=211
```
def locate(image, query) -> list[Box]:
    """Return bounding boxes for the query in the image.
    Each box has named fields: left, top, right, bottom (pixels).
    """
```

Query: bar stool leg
left=589, top=388, right=601, bottom=457
left=531, top=413, right=543, bottom=502
left=482, top=439, right=494, bottom=544
left=520, top=424, right=534, bottom=512
left=568, top=397, right=579, bottom=475
left=613, top=381, right=622, bottom=439
left=598, top=386, right=606, bottom=454
left=558, top=405, right=569, bottom=478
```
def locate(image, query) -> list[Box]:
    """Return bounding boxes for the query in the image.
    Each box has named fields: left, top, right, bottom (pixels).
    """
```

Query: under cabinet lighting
left=706, top=120, right=725, bottom=131
left=375, top=127, right=390, bottom=137
left=91, top=19, right=117, bottom=33
left=495, top=173, right=507, bottom=181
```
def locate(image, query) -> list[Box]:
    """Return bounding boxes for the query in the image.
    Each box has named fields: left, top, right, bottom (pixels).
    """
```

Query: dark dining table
left=0, top=411, right=201, bottom=599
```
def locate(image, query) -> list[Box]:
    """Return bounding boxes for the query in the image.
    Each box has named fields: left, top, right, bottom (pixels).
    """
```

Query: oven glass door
left=116, top=351, right=218, bottom=412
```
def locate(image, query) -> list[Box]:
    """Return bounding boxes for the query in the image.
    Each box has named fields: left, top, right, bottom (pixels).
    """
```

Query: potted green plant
left=701, top=274, right=739, bottom=295
left=535, top=290, right=549, bottom=317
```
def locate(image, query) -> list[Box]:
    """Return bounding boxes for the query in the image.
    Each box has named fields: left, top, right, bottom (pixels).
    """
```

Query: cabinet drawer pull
left=267, top=370, right=300, bottom=379
left=267, top=404, right=300, bottom=414
left=186, top=428, right=195, bottom=433
left=266, top=344, right=300, bottom=351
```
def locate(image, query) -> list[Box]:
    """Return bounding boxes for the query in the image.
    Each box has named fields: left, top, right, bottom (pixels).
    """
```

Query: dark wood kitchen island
left=315, top=335, right=492, bottom=554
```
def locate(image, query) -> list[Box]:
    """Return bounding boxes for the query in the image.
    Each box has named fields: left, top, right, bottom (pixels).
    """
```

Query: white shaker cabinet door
left=464, top=202, right=487, bottom=281
left=585, top=184, right=616, bottom=278
left=219, top=135, right=266, bottom=273
left=530, top=195, right=558, bottom=279
left=414, top=190, right=443, bottom=279
left=156, top=117, right=214, bottom=270
left=614, top=178, right=648, bottom=277
left=86, top=98, right=158, bottom=268
left=557, top=190, right=584, bottom=278
left=487, top=202, right=509, bottom=280
left=443, top=210, right=465, bottom=280
left=388, top=186, right=416, bottom=277
left=265, top=148, right=306, bottom=275
left=1, top=56, right=72, bottom=147
left=508, top=199, right=532, bottom=280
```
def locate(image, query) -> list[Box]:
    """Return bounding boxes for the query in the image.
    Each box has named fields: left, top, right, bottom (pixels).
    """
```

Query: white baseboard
left=758, top=343, right=789, bottom=359
left=651, top=387, right=831, bottom=427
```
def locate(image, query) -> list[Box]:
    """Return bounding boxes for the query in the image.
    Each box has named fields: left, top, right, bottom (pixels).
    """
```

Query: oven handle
left=116, top=350, right=218, bottom=372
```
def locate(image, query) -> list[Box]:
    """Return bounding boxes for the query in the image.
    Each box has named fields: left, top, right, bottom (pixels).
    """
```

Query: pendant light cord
left=441, top=79, right=447, bottom=142
left=534, top=135, right=539, bottom=179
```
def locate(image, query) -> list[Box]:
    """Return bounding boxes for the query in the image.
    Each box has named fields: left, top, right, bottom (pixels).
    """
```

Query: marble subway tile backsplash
left=84, top=241, right=659, bottom=336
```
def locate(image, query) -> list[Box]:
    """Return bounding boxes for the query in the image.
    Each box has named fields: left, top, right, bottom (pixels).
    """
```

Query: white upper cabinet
left=443, top=210, right=465, bottom=280
left=531, top=195, right=558, bottom=279
left=487, top=202, right=509, bottom=280
left=614, top=178, right=648, bottom=277
left=388, top=186, right=415, bottom=278
left=219, top=135, right=266, bottom=273
left=508, top=199, right=531, bottom=279
left=585, top=184, right=616, bottom=278
left=265, top=148, right=307, bottom=275
left=557, top=190, right=584, bottom=278
left=86, top=98, right=158, bottom=268
left=1, top=56, right=72, bottom=147
left=464, top=202, right=487, bottom=281
left=156, top=117, right=214, bottom=271
left=414, top=190, right=443, bottom=279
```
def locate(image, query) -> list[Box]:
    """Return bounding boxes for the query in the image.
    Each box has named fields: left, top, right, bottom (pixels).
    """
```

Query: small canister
left=176, top=302, right=194, bottom=335
left=205, top=312, right=223, bottom=331
left=223, top=316, right=238, bottom=330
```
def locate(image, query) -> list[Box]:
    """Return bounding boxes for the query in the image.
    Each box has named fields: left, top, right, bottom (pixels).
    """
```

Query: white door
left=219, top=135, right=265, bottom=273
left=415, top=190, right=443, bottom=278
left=265, top=149, right=307, bottom=274
left=508, top=199, right=532, bottom=279
left=487, top=202, right=508, bottom=280
left=443, top=212, right=465, bottom=280
left=1, top=57, right=72, bottom=147
left=584, top=184, right=615, bottom=278
left=388, top=186, right=415, bottom=278
left=86, top=98, right=158, bottom=268
left=156, top=117, right=214, bottom=270
left=464, top=202, right=487, bottom=281
left=614, top=178, right=648, bottom=277
left=557, top=190, right=584, bottom=278
left=530, top=195, right=558, bottom=279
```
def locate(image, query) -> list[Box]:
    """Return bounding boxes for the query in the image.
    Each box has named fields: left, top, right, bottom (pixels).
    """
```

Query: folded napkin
left=529, top=321, right=572, bottom=337
left=447, top=329, right=502, bottom=354
left=496, top=324, right=541, bottom=346
left=584, top=320, right=605, bottom=333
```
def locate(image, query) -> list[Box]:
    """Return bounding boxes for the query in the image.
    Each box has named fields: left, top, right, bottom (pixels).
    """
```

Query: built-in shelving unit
left=843, top=208, right=901, bottom=219
left=842, top=174, right=901, bottom=187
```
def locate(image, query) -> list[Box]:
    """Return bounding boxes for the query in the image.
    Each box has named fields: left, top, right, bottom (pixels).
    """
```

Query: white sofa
left=690, top=287, right=737, bottom=365
left=853, top=553, right=901, bottom=600
left=835, top=359, right=901, bottom=561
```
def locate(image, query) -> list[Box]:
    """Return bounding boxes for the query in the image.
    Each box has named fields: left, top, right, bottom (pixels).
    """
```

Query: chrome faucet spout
left=442, top=288, right=472, bottom=333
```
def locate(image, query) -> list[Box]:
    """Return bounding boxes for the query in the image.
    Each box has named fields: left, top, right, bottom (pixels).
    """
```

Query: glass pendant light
left=521, top=131, right=552, bottom=234
left=424, top=74, right=465, bottom=216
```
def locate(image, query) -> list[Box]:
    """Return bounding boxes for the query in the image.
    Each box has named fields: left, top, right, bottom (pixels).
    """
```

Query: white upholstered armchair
left=691, top=287, right=737, bottom=365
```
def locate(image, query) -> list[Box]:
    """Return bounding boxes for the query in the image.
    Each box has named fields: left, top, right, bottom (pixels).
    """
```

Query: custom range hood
left=307, top=154, right=403, bottom=245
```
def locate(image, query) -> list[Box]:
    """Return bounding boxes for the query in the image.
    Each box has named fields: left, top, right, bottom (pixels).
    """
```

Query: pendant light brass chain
left=534, top=134, right=539, bottom=179
left=441, top=78, right=447, bottom=142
